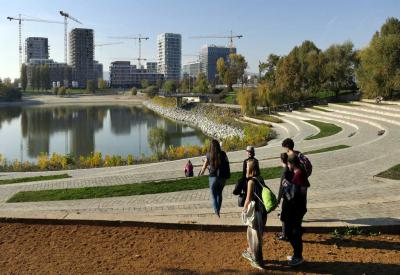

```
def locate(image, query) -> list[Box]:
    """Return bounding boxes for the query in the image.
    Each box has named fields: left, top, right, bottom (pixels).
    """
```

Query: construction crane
left=59, top=11, right=82, bottom=64
left=190, top=31, right=243, bottom=52
left=6, top=14, right=63, bottom=67
left=109, top=34, right=149, bottom=67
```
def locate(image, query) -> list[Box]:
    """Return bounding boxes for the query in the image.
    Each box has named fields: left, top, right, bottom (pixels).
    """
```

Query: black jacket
left=233, top=157, right=259, bottom=195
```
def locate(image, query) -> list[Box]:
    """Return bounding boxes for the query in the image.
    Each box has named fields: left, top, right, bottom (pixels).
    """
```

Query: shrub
left=131, top=87, right=138, bottom=96
left=58, top=87, right=66, bottom=96
left=0, top=85, right=22, bottom=101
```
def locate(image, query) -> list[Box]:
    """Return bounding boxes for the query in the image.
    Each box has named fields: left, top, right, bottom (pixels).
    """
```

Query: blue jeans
left=209, top=176, right=226, bottom=215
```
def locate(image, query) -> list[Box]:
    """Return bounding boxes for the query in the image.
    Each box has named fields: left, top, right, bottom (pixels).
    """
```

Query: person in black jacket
left=233, top=146, right=259, bottom=196
left=276, top=152, right=293, bottom=241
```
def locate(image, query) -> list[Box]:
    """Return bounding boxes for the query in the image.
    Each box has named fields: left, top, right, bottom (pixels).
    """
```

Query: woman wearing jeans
left=199, top=139, right=227, bottom=217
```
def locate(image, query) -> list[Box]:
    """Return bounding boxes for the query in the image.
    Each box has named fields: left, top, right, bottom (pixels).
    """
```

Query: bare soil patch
left=0, top=222, right=399, bottom=274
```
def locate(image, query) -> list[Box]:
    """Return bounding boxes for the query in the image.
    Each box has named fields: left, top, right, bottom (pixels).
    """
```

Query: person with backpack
left=281, top=138, right=313, bottom=178
left=276, top=152, right=293, bottom=241
left=281, top=155, right=309, bottom=267
left=199, top=139, right=230, bottom=217
left=241, top=159, right=268, bottom=270
left=233, top=146, right=260, bottom=205
left=184, top=160, right=194, bottom=177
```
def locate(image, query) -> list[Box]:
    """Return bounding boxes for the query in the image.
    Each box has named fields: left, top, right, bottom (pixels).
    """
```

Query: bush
left=237, top=87, right=258, bottom=115
left=0, top=85, right=22, bottom=101
left=86, top=80, right=96, bottom=93
left=58, top=87, right=66, bottom=96
left=53, top=87, right=59, bottom=95
left=131, top=87, right=138, bottom=96
left=145, top=86, right=158, bottom=98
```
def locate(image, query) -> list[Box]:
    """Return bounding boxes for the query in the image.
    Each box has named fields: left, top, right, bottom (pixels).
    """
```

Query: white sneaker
left=288, top=256, right=304, bottom=267
left=286, top=255, right=293, bottom=261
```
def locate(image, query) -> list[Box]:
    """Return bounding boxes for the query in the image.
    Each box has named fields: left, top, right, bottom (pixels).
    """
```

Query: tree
left=216, top=54, right=248, bottom=91
left=156, top=79, right=163, bottom=89
left=98, top=79, right=106, bottom=89
left=131, top=87, right=137, bottom=96
left=148, top=127, right=167, bottom=157
left=141, top=79, right=149, bottom=89
left=179, top=75, right=190, bottom=92
left=356, top=17, right=400, bottom=99
left=86, top=80, right=96, bottom=93
left=162, top=80, right=177, bottom=93
left=42, top=64, right=51, bottom=90
left=21, top=64, right=27, bottom=91
left=237, top=87, right=257, bottom=115
left=193, top=72, right=209, bottom=93
left=322, top=41, right=357, bottom=97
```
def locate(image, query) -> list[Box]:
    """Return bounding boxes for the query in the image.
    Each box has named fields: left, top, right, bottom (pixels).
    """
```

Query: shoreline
left=143, top=100, right=244, bottom=140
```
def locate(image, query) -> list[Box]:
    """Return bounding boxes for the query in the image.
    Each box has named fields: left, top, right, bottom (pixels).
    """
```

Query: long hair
left=247, top=159, right=259, bottom=177
left=209, top=139, right=221, bottom=170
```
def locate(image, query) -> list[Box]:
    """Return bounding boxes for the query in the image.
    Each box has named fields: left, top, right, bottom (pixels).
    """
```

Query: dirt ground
left=0, top=222, right=399, bottom=274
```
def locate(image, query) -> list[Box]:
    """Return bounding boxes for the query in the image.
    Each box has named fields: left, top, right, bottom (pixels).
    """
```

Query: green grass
left=375, top=164, right=400, bottom=180
left=7, top=167, right=282, bottom=203
left=310, top=106, right=332, bottom=112
left=303, top=145, right=350, bottom=155
left=251, top=113, right=283, bottom=123
left=0, top=174, right=70, bottom=185
left=304, top=120, right=342, bottom=140
left=224, top=94, right=237, bottom=104
left=335, top=102, right=360, bottom=106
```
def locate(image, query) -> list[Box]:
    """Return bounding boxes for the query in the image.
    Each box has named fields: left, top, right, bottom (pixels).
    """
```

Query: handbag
left=241, top=200, right=255, bottom=227
left=238, top=192, right=246, bottom=207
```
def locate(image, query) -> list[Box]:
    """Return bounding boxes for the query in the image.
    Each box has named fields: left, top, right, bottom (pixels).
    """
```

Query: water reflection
left=0, top=105, right=207, bottom=162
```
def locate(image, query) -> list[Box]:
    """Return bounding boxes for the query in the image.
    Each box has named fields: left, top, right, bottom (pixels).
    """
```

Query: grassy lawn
left=224, top=94, right=237, bottom=104
left=304, top=120, right=342, bottom=140
left=375, top=164, right=400, bottom=180
left=0, top=174, right=70, bottom=185
left=7, top=167, right=282, bottom=203
left=335, top=102, right=360, bottom=106
left=310, top=106, right=332, bottom=112
left=303, top=145, right=350, bottom=155
left=251, top=113, right=283, bottom=123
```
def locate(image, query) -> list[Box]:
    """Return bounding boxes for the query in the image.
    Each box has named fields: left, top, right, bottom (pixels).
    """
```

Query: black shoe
left=276, top=234, right=288, bottom=241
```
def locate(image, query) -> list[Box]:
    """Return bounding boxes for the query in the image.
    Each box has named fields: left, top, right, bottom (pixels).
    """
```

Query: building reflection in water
left=0, top=105, right=207, bottom=161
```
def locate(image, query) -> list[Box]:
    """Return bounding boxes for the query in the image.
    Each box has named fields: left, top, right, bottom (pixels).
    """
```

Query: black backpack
left=217, top=151, right=231, bottom=179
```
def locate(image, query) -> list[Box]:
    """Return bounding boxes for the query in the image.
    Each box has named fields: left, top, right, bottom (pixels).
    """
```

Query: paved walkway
left=1, top=100, right=400, bottom=228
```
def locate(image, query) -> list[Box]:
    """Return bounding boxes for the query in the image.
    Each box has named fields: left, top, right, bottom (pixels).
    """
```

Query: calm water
left=0, top=105, right=207, bottom=162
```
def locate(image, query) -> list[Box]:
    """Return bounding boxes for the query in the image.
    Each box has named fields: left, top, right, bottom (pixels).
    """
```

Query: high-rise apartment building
left=157, top=33, right=181, bottom=80
left=25, top=37, right=49, bottom=63
left=69, top=28, right=94, bottom=88
left=200, top=45, right=236, bottom=81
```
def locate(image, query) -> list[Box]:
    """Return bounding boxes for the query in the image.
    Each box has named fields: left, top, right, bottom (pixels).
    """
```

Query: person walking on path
left=281, top=155, right=308, bottom=267
left=276, top=152, right=293, bottom=241
left=199, top=139, right=230, bottom=217
left=241, top=159, right=267, bottom=270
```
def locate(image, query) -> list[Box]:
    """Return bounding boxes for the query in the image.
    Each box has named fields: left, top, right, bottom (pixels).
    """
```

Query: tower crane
left=6, top=14, right=63, bottom=67
left=109, top=34, right=149, bottom=67
left=190, top=31, right=243, bottom=52
left=59, top=11, right=82, bottom=64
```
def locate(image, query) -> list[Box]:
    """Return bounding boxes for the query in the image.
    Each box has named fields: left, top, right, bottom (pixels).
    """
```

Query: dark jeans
left=209, top=176, right=226, bottom=215
left=284, top=214, right=304, bottom=258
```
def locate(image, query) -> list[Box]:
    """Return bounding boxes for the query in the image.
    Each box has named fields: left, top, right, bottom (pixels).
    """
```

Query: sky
left=0, top=0, right=399, bottom=80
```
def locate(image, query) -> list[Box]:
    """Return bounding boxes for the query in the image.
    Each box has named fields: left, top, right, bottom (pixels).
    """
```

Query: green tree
left=156, top=79, right=163, bottom=89
left=322, top=41, right=357, bottom=98
left=237, top=87, right=257, bottom=115
left=216, top=54, right=248, bottom=91
left=141, top=79, right=149, bottom=89
left=131, top=87, right=137, bottom=95
left=193, top=72, right=209, bottom=93
left=42, top=64, right=51, bottom=90
left=163, top=80, right=177, bottom=93
left=86, top=80, right=96, bottom=93
left=20, top=64, right=27, bottom=91
left=98, top=79, right=106, bottom=89
left=180, top=75, right=190, bottom=92
left=356, top=17, right=400, bottom=99
left=148, top=127, right=167, bottom=157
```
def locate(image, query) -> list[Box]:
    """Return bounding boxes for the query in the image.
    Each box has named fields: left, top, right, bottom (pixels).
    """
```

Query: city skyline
left=1, top=0, right=400, bottom=79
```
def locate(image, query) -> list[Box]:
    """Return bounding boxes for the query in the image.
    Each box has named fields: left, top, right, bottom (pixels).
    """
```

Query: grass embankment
left=304, top=120, right=342, bottom=140
left=7, top=167, right=281, bottom=203
left=303, top=145, right=350, bottom=155
left=375, top=164, right=400, bottom=180
left=250, top=113, right=283, bottom=123
left=310, top=106, right=332, bottom=112
left=0, top=174, right=70, bottom=185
